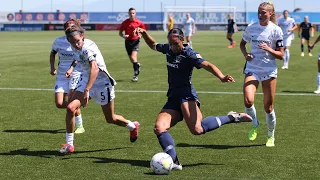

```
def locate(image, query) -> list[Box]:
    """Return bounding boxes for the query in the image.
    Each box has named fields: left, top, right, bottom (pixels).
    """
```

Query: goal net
left=163, top=6, right=236, bottom=32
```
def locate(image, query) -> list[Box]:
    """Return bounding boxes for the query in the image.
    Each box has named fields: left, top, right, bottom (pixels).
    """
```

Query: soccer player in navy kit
left=298, top=16, right=314, bottom=57
left=226, top=14, right=237, bottom=48
left=134, top=27, right=253, bottom=170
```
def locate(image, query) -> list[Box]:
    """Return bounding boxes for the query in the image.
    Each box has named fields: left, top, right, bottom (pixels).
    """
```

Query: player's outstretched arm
left=199, top=61, right=235, bottom=83
left=134, top=28, right=157, bottom=50
left=310, top=35, right=320, bottom=49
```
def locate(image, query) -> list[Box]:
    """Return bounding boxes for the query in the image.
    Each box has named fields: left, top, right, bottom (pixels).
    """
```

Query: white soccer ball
left=150, top=152, right=173, bottom=175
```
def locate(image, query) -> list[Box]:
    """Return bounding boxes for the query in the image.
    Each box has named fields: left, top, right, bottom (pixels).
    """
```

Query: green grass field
left=0, top=30, right=319, bottom=180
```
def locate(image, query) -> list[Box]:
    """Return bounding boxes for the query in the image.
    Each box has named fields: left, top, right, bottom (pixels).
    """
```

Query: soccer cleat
left=130, top=121, right=140, bottom=142
left=309, top=53, right=313, bottom=57
left=227, top=111, right=253, bottom=123
left=74, top=126, right=85, bottom=134
left=172, top=163, right=183, bottom=171
left=59, top=144, right=74, bottom=154
left=232, top=41, right=236, bottom=47
left=248, top=126, right=258, bottom=141
left=314, top=89, right=320, bottom=94
left=132, top=76, right=138, bottom=82
left=227, top=45, right=234, bottom=48
left=301, top=52, right=305, bottom=57
left=266, top=136, right=275, bottom=147
left=281, top=66, right=288, bottom=70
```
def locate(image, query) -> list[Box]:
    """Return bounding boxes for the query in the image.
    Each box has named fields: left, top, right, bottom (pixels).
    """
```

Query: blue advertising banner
left=247, top=12, right=320, bottom=24
left=88, top=12, right=162, bottom=23
left=0, top=24, right=44, bottom=31
left=13, top=12, right=320, bottom=24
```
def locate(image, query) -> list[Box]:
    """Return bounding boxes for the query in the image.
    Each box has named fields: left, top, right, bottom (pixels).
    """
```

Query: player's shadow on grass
left=144, top=162, right=223, bottom=175
left=3, top=129, right=65, bottom=134
left=281, top=90, right=314, bottom=94
left=176, top=143, right=264, bottom=149
left=0, top=147, right=128, bottom=158
left=67, top=156, right=150, bottom=168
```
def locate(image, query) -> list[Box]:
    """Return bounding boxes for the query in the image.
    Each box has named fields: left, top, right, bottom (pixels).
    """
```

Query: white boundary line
left=0, top=87, right=317, bottom=96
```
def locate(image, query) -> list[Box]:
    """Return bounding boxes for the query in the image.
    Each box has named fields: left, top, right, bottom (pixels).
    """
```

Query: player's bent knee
left=66, top=104, right=77, bottom=114
left=189, top=126, right=203, bottom=135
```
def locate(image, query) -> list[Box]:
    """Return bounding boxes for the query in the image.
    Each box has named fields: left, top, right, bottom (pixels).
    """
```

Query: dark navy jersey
left=227, top=19, right=235, bottom=31
left=300, top=22, right=312, bottom=35
left=155, top=43, right=204, bottom=91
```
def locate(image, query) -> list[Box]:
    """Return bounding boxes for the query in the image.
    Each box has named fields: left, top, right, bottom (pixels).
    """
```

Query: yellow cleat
left=248, top=126, right=258, bottom=141
left=266, top=136, right=275, bottom=147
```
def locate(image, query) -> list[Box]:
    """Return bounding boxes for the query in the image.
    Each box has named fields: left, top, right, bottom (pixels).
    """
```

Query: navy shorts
left=227, top=29, right=235, bottom=34
left=301, top=34, right=310, bottom=40
left=162, top=87, right=200, bottom=121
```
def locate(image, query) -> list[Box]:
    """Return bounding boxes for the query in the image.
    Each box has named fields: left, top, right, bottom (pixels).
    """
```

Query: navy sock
left=227, top=38, right=233, bottom=44
left=157, top=132, right=178, bottom=163
left=201, top=116, right=232, bottom=134
left=301, top=44, right=304, bottom=52
left=308, top=45, right=311, bottom=53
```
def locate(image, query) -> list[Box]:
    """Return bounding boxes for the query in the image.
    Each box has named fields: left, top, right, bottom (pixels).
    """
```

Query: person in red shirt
left=119, top=7, right=145, bottom=82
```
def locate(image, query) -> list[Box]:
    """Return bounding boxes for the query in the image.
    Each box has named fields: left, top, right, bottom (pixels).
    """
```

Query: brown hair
left=63, top=18, right=81, bottom=30
left=128, top=7, right=136, bottom=12
left=65, top=24, right=85, bottom=38
left=259, top=1, right=277, bottom=24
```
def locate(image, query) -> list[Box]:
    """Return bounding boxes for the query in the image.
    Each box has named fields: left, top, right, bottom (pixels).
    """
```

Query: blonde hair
left=259, top=1, right=277, bottom=24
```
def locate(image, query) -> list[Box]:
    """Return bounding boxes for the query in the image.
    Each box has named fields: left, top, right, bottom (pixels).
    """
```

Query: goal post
left=163, top=6, right=237, bottom=32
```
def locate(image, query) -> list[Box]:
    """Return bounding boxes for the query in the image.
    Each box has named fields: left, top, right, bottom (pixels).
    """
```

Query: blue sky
left=0, top=0, right=316, bottom=12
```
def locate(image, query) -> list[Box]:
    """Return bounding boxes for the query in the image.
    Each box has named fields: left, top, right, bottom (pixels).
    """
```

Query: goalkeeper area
left=163, top=6, right=237, bottom=31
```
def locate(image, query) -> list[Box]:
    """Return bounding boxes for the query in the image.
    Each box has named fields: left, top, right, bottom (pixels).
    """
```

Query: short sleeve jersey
left=184, top=18, right=195, bottom=32
left=242, top=22, right=283, bottom=75
left=119, top=18, right=145, bottom=40
left=155, top=44, right=204, bottom=90
left=72, top=39, right=116, bottom=86
left=299, top=22, right=312, bottom=35
left=278, top=17, right=295, bottom=39
left=227, top=19, right=235, bottom=31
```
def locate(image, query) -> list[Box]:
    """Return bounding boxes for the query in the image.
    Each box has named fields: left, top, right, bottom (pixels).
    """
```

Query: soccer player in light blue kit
left=183, top=13, right=196, bottom=48
left=134, top=27, right=253, bottom=170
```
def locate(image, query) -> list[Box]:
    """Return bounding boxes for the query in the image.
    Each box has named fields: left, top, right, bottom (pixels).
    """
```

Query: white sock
left=126, top=120, right=136, bottom=131
left=66, top=133, right=74, bottom=146
left=188, top=41, right=192, bottom=48
left=75, top=114, right=83, bottom=127
left=284, top=49, right=290, bottom=67
left=317, top=72, right=320, bottom=89
left=266, top=110, right=276, bottom=138
left=245, top=104, right=259, bottom=127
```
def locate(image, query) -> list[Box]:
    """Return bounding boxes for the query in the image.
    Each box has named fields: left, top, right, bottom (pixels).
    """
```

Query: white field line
left=0, top=87, right=317, bottom=96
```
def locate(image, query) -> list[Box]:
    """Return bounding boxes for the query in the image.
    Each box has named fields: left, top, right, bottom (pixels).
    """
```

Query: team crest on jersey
left=173, top=56, right=182, bottom=63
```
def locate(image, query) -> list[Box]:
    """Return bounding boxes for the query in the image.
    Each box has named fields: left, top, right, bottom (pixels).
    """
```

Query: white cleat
left=132, top=76, right=138, bottom=82
left=227, top=111, right=253, bottom=122
left=171, top=163, right=182, bottom=171
left=281, top=66, right=288, bottom=70
left=301, top=52, right=305, bottom=57
left=314, top=89, right=320, bottom=94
